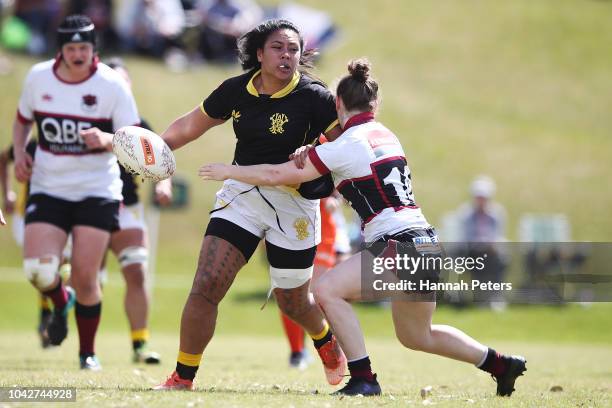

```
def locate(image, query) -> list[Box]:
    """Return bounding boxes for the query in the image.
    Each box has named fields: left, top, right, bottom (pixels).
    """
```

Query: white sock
left=476, top=348, right=489, bottom=368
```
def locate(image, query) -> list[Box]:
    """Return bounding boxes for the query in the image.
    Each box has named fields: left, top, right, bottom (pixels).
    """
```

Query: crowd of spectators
left=0, top=0, right=338, bottom=70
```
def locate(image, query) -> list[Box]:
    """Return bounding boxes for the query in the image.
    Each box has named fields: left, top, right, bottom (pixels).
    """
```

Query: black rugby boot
left=332, top=374, right=382, bottom=396
left=494, top=355, right=527, bottom=396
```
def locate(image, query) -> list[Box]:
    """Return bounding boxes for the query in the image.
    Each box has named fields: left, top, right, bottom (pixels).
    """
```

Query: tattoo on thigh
left=190, top=236, right=246, bottom=305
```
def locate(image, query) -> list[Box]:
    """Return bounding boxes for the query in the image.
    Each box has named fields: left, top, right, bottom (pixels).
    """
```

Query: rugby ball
left=112, top=126, right=176, bottom=182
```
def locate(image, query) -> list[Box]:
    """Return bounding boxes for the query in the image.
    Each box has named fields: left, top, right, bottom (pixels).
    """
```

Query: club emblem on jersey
left=42, top=93, right=53, bottom=102
left=293, top=217, right=310, bottom=240
left=231, top=110, right=241, bottom=122
left=81, top=94, right=98, bottom=112
left=269, top=113, right=288, bottom=135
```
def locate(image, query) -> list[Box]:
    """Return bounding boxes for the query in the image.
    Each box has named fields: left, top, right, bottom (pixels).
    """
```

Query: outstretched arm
left=199, top=157, right=322, bottom=186
left=161, top=106, right=226, bottom=150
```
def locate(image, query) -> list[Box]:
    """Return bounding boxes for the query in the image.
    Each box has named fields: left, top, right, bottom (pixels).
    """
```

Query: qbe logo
left=41, top=117, right=91, bottom=145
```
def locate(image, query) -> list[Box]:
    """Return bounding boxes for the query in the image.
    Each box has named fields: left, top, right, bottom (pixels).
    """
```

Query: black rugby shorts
left=25, top=193, right=120, bottom=233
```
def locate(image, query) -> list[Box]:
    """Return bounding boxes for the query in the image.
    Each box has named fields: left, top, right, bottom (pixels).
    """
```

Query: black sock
left=41, top=308, right=52, bottom=319
left=133, top=340, right=146, bottom=351
left=348, top=356, right=374, bottom=381
left=313, top=329, right=333, bottom=349
left=478, top=348, right=507, bottom=377
left=176, top=362, right=198, bottom=381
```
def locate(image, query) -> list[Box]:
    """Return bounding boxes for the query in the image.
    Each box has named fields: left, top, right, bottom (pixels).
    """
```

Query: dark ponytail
left=336, top=58, right=379, bottom=112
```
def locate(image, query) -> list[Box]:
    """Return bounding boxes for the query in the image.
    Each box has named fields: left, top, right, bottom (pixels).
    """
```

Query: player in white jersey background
left=103, top=57, right=172, bottom=365
left=199, top=58, right=527, bottom=397
left=12, top=15, right=140, bottom=371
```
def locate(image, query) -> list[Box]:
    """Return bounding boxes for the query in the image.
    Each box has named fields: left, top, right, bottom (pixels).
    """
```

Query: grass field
left=1, top=267, right=611, bottom=406
left=1, top=0, right=612, bottom=406
left=1, top=333, right=611, bottom=407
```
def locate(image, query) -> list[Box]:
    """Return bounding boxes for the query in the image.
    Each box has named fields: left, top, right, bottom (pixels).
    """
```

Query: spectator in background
left=13, top=0, right=62, bottom=55
left=270, top=2, right=337, bottom=51
left=116, top=0, right=186, bottom=59
left=457, top=176, right=506, bottom=243
left=67, top=0, right=117, bottom=51
left=195, top=0, right=262, bottom=62
left=456, top=175, right=509, bottom=307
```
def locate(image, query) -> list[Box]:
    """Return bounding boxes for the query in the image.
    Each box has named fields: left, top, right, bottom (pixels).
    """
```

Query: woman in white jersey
left=12, top=15, right=140, bottom=371
left=200, top=59, right=527, bottom=397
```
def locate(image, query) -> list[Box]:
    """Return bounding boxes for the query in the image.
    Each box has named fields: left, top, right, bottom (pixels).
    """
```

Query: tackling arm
left=161, top=106, right=225, bottom=150
left=199, top=157, right=322, bottom=187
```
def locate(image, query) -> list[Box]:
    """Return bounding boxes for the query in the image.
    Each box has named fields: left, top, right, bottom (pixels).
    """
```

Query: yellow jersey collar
left=246, top=69, right=300, bottom=98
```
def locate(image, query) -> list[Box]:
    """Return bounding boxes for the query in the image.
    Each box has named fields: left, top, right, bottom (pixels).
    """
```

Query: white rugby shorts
left=118, top=202, right=146, bottom=231
left=210, top=179, right=321, bottom=251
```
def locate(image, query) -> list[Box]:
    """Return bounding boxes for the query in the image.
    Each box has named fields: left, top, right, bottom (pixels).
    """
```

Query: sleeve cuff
left=200, top=102, right=210, bottom=117
left=16, top=110, right=33, bottom=125
left=308, top=148, right=331, bottom=175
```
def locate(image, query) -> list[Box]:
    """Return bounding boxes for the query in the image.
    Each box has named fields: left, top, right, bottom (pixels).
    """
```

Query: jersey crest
left=81, top=94, right=98, bottom=112
left=269, top=113, right=288, bottom=135
left=293, top=217, right=310, bottom=240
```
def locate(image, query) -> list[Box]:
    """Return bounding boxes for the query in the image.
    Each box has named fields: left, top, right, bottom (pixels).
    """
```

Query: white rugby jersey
left=17, top=58, right=139, bottom=201
left=309, top=112, right=430, bottom=242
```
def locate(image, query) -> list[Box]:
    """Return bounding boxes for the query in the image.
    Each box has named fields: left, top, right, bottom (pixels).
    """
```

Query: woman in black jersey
left=155, top=19, right=345, bottom=390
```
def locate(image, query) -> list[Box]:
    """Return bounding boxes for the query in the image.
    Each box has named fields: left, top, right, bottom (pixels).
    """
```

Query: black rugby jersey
left=119, top=118, right=153, bottom=206
left=119, top=164, right=138, bottom=205
left=202, top=69, right=338, bottom=166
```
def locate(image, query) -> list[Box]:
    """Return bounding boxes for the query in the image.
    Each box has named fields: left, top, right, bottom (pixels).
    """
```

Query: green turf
left=0, top=332, right=610, bottom=407
left=1, top=265, right=612, bottom=345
